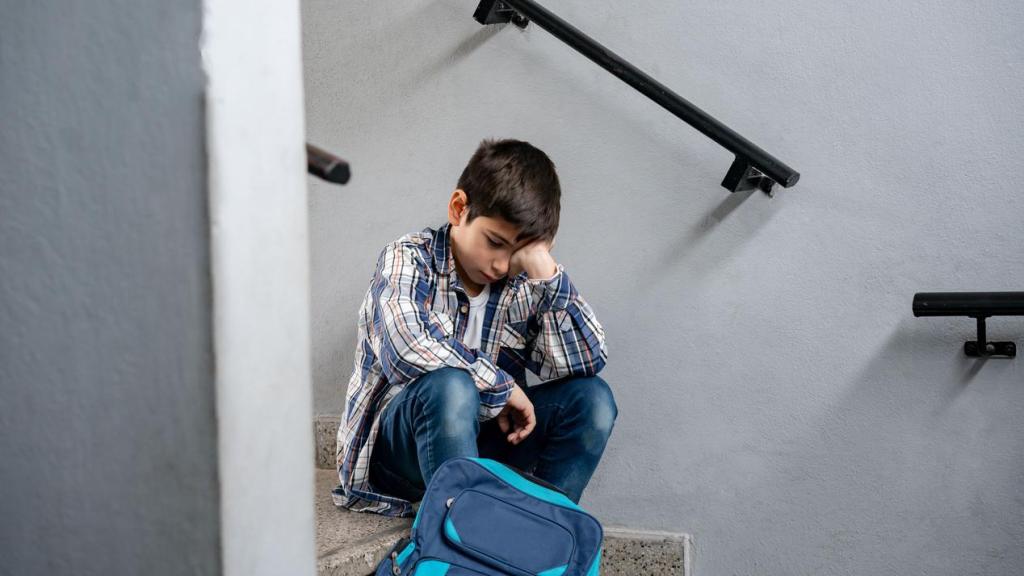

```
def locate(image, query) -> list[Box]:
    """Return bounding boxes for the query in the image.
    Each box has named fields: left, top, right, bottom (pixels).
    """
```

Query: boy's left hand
left=498, top=385, right=535, bottom=445
left=509, top=238, right=557, bottom=279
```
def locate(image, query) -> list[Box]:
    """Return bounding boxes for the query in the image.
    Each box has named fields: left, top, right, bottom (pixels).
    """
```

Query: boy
left=333, top=139, right=616, bottom=517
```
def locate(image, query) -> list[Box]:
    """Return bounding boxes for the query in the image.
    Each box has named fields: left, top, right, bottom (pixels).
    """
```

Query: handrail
left=913, top=292, right=1024, bottom=318
left=306, top=143, right=351, bottom=185
left=473, top=0, right=800, bottom=195
left=913, top=292, right=1022, bottom=358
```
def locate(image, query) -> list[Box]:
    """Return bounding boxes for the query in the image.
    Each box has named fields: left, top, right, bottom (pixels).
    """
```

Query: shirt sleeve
left=517, top=264, right=608, bottom=381
left=370, top=242, right=515, bottom=420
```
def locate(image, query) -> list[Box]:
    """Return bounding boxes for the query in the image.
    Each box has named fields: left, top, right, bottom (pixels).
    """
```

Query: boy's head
left=447, top=139, right=561, bottom=287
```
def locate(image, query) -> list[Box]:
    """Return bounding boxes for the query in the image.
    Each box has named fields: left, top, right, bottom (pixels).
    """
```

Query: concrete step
left=316, top=469, right=690, bottom=576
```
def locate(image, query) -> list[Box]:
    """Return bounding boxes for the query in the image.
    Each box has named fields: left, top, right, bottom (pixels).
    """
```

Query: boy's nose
left=493, top=259, right=508, bottom=277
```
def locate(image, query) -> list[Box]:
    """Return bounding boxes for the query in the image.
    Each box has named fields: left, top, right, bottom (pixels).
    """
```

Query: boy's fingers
left=504, top=403, right=536, bottom=444
left=524, top=415, right=536, bottom=435
left=508, top=419, right=535, bottom=445
left=498, top=412, right=510, bottom=434
left=507, top=422, right=523, bottom=444
left=513, top=428, right=533, bottom=444
left=506, top=417, right=521, bottom=443
left=521, top=407, right=536, bottom=434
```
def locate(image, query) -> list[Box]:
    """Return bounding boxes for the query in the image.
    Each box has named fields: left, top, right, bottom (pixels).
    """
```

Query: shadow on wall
left=333, top=1, right=501, bottom=108
left=403, top=21, right=502, bottom=89
left=624, top=183, right=785, bottom=304
left=712, top=317, right=1023, bottom=574
left=658, top=187, right=767, bottom=276
left=360, top=0, right=724, bottom=185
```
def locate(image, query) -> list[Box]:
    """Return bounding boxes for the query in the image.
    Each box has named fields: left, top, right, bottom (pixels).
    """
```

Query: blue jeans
left=369, top=368, right=617, bottom=504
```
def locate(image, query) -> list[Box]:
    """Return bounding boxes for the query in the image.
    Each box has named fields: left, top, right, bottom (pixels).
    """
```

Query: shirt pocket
left=428, top=311, right=456, bottom=339
left=505, top=291, right=532, bottom=325
left=499, top=321, right=528, bottom=350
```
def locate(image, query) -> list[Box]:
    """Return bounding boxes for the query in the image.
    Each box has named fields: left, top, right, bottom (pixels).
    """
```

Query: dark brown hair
left=456, top=138, right=561, bottom=242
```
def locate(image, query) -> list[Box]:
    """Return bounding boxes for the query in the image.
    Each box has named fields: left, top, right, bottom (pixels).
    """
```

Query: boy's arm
left=371, top=242, right=515, bottom=420
left=514, top=264, right=608, bottom=381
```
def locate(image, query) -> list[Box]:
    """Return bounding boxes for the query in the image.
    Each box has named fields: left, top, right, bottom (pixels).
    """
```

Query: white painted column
left=202, top=1, right=315, bottom=574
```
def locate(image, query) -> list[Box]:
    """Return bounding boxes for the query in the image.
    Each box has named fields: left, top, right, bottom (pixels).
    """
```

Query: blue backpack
left=375, top=457, right=603, bottom=576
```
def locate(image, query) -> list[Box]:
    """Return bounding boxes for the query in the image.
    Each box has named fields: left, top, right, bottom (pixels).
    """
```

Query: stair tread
left=315, top=469, right=688, bottom=576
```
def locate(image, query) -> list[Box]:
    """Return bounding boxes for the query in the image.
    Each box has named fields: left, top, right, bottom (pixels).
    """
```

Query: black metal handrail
left=913, top=292, right=1023, bottom=358
left=473, top=0, right=800, bottom=195
left=307, top=143, right=350, bottom=185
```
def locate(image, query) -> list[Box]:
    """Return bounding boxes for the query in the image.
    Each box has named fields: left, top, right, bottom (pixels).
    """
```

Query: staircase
left=315, top=418, right=691, bottom=576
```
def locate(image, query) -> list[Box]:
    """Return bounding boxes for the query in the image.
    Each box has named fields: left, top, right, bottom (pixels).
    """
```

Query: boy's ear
left=447, top=189, right=469, bottom=226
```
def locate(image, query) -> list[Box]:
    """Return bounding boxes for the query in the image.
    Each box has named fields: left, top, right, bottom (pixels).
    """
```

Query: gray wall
left=1, top=2, right=220, bottom=575
left=303, top=1, right=1024, bottom=574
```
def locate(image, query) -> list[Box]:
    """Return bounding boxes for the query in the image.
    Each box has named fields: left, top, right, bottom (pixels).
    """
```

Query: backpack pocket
left=411, top=559, right=490, bottom=575
left=443, top=489, right=574, bottom=576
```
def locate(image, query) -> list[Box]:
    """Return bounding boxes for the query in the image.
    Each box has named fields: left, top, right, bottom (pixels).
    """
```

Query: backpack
left=375, top=457, right=603, bottom=576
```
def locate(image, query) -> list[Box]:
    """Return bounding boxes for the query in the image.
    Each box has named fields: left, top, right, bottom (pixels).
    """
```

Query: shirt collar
left=431, top=222, right=456, bottom=276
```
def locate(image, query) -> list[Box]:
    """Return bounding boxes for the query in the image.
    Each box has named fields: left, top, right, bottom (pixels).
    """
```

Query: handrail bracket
left=722, top=156, right=776, bottom=196
left=473, top=0, right=530, bottom=28
left=966, top=316, right=1016, bottom=358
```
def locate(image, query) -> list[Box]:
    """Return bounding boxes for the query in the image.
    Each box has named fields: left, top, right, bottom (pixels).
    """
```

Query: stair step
left=316, top=469, right=689, bottom=575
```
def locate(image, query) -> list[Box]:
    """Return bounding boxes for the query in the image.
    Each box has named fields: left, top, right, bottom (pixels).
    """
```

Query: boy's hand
left=497, top=385, right=535, bottom=445
left=509, top=238, right=557, bottom=279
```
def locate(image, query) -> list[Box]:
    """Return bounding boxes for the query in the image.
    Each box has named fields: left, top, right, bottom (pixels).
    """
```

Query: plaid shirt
left=333, top=223, right=608, bottom=516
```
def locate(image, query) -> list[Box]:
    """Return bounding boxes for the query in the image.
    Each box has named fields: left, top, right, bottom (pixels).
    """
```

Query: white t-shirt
left=461, top=283, right=490, bottom=350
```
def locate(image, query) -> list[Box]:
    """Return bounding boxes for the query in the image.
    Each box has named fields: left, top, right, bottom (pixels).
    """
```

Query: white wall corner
left=202, top=0, right=315, bottom=574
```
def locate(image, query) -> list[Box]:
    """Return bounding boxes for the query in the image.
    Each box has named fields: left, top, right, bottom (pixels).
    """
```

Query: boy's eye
left=487, top=238, right=502, bottom=248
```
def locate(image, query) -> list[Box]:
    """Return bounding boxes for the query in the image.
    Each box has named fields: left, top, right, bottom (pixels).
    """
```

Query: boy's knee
left=568, top=375, right=618, bottom=436
left=415, top=368, right=479, bottom=417
left=587, top=376, right=618, bottom=432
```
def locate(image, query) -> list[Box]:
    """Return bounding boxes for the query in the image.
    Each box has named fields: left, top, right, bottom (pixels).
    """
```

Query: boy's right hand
left=508, top=237, right=556, bottom=280
left=497, top=385, right=535, bottom=445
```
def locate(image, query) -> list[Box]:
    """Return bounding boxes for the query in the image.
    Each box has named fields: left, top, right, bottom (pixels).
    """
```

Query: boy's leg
left=477, top=375, right=618, bottom=504
left=368, top=367, right=481, bottom=501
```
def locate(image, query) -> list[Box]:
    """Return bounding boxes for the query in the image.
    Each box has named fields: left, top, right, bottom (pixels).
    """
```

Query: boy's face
left=447, top=189, right=530, bottom=292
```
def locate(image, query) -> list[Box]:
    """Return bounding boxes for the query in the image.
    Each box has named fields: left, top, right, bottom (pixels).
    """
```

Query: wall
left=302, top=1, right=1024, bottom=574
left=1, top=1, right=220, bottom=574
